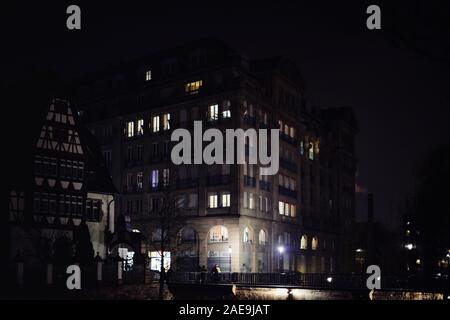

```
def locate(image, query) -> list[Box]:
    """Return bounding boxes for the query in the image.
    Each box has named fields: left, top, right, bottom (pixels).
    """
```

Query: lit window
left=243, top=227, right=251, bottom=243
left=278, top=201, right=284, bottom=215
left=208, top=194, right=218, bottom=208
left=259, top=230, right=266, bottom=245
left=163, top=113, right=170, bottom=130
left=137, top=119, right=144, bottom=135
left=151, top=170, right=159, bottom=188
left=222, top=100, right=231, bottom=119
left=127, top=121, right=134, bottom=137
left=163, top=168, right=170, bottom=187
left=312, top=237, right=319, bottom=250
left=209, top=225, right=228, bottom=242
left=248, top=193, right=254, bottom=209
left=221, top=192, right=231, bottom=207
left=149, top=251, right=171, bottom=272
left=208, top=104, right=219, bottom=121
left=185, top=80, right=202, bottom=94
left=145, top=70, right=152, bottom=81
left=300, top=235, right=308, bottom=249
left=308, top=142, right=314, bottom=160
left=152, top=116, right=160, bottom=132
left=300, top=141, right=304, bottom=155
left=290, top=127, right=295, bottom=138
left=290, top=204, right=296, bottom=217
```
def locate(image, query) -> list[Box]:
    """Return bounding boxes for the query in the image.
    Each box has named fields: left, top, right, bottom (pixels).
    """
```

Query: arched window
left=258, top=229, right=266, bottom=245
left=243, top=227, right=252, bottom=243
left=300, top=235, right=308, bottom=249
left=312, top=236, right=319, bottom=250
left=209, top=225, right=228, bottom=243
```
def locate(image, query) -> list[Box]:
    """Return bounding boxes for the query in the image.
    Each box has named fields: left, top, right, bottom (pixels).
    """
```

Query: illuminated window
left=151, top=170, right=159, bottom=188
left=145, top=70, right=152, bottom=81
left=312, top=237, right=319, bottom=250
left=259, top=230, right=266, bottom=245
left=300, top=235, right=308, bottom=249
left=308, top=142, right=314, bottom=160
left=162, top=113, right=170, bottom=130
left=209, top=225, right=228, bottom=242
left=149, top=251, right=171, bottom=272
left=137, top=119, right=144, bottom=135
left=243, top=227, right=251, bottom=243
left=278, top=201, right=284, bottom=215
left=289, top=127, right=295, bottom=138
left=290, top=204, right=296, bottom=217
left=208, top=193, right=218, bottom=208
left=163, top=168, right=170, bottom=187
left=221, top=192, right=231, bottom=207
left=208, top=104, right=219, bottom=121
left=248, top=193, right=254, bottom=209
left=222, top=100, right=231, bottom=118
left=300, top=141, right=304, bottom=155
left=152, top=116, right=160, bottom=132
left=185, top=80, right=202, bottom=94
left=126, top=121, right=134, bottom=137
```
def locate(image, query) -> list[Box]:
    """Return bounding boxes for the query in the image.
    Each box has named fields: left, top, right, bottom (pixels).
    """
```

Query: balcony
left=176, top=178, right=198, bottom=189
left=207, top=174, right=231, bottom=186
left=244, top=175, right=256, bottom=187
left=278, top=186, right=297, bottom=199
left=280, top=158, right=298, bottom=173
left=123, top=185, right=144, bottom=194
left=259, top=180, right=271, bottom=192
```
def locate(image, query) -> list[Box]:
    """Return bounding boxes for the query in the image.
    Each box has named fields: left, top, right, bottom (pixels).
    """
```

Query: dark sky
left=2, top=1, right=449, bottom=228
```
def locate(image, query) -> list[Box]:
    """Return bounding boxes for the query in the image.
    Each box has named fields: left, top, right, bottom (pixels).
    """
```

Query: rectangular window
left=259, top=196, right=263, bottom=211
left=137, top=119, right=144, bottom=135
left=127, top=121, right=134, bottom=137
left=249, top=193, right=254, bottom=209
left=145, top=70, right=152, bottom=81
left=243, top=191, right=248, bottom=208
left=290, top=127, right=295, bottom=138
left=152, top=116, right=160, bottom=132
left=137, top=145, right=142, bottom=161
left=137, top=172, right=143, bottom=190
left=222, top=100, right=231, bottom=119
left=208, top=194, right=218, bottom=208
left=264, top=197, right=269, bottom=212
left=103, top=150, right=112, bottom=165
left=162, top=113, right=170, bottom=130
left=151, top=170, right=159, bottom=188
left=185, top=80, right=202, bottom=94
left=279, top=201, right=284, bottom=215
left=221, top=192, right=231, bottom=207
left=188, top=193, right=198, bottom=208
left=127, top=173, right=133, bottom=191
left=163, top=168, right=170, bottom=187
left=290, top=204, right=296, bottom=217
left=208, top=104, right=218, bottom=121
left=152, top=142, right=159, bottom=157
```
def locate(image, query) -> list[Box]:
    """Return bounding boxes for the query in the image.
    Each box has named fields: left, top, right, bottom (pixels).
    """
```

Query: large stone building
left=72, top=38, right=357, bottom=273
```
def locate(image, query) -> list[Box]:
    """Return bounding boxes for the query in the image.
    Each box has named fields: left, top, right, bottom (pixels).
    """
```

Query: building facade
left=72, top=38, right=357, bottom=273
left=7, top=98, right=116, bottom=270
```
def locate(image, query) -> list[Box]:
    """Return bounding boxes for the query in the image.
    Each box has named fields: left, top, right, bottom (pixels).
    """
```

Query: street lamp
left=277, top=246, right=284, bottom=273
left=228, top=246, right=232, bottom=273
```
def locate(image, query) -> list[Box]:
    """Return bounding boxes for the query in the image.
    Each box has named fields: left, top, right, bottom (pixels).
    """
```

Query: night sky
left=3, top=1, right=449, bottom=228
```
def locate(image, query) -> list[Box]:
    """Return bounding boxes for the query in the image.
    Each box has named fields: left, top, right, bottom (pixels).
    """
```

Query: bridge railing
left=168, top=272, right=449, bottom=291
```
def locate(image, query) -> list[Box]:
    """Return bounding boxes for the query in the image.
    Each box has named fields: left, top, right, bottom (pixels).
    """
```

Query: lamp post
left=228, top=246, right=232, bottom=273
left=277, top=246, right=284, bottom=273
